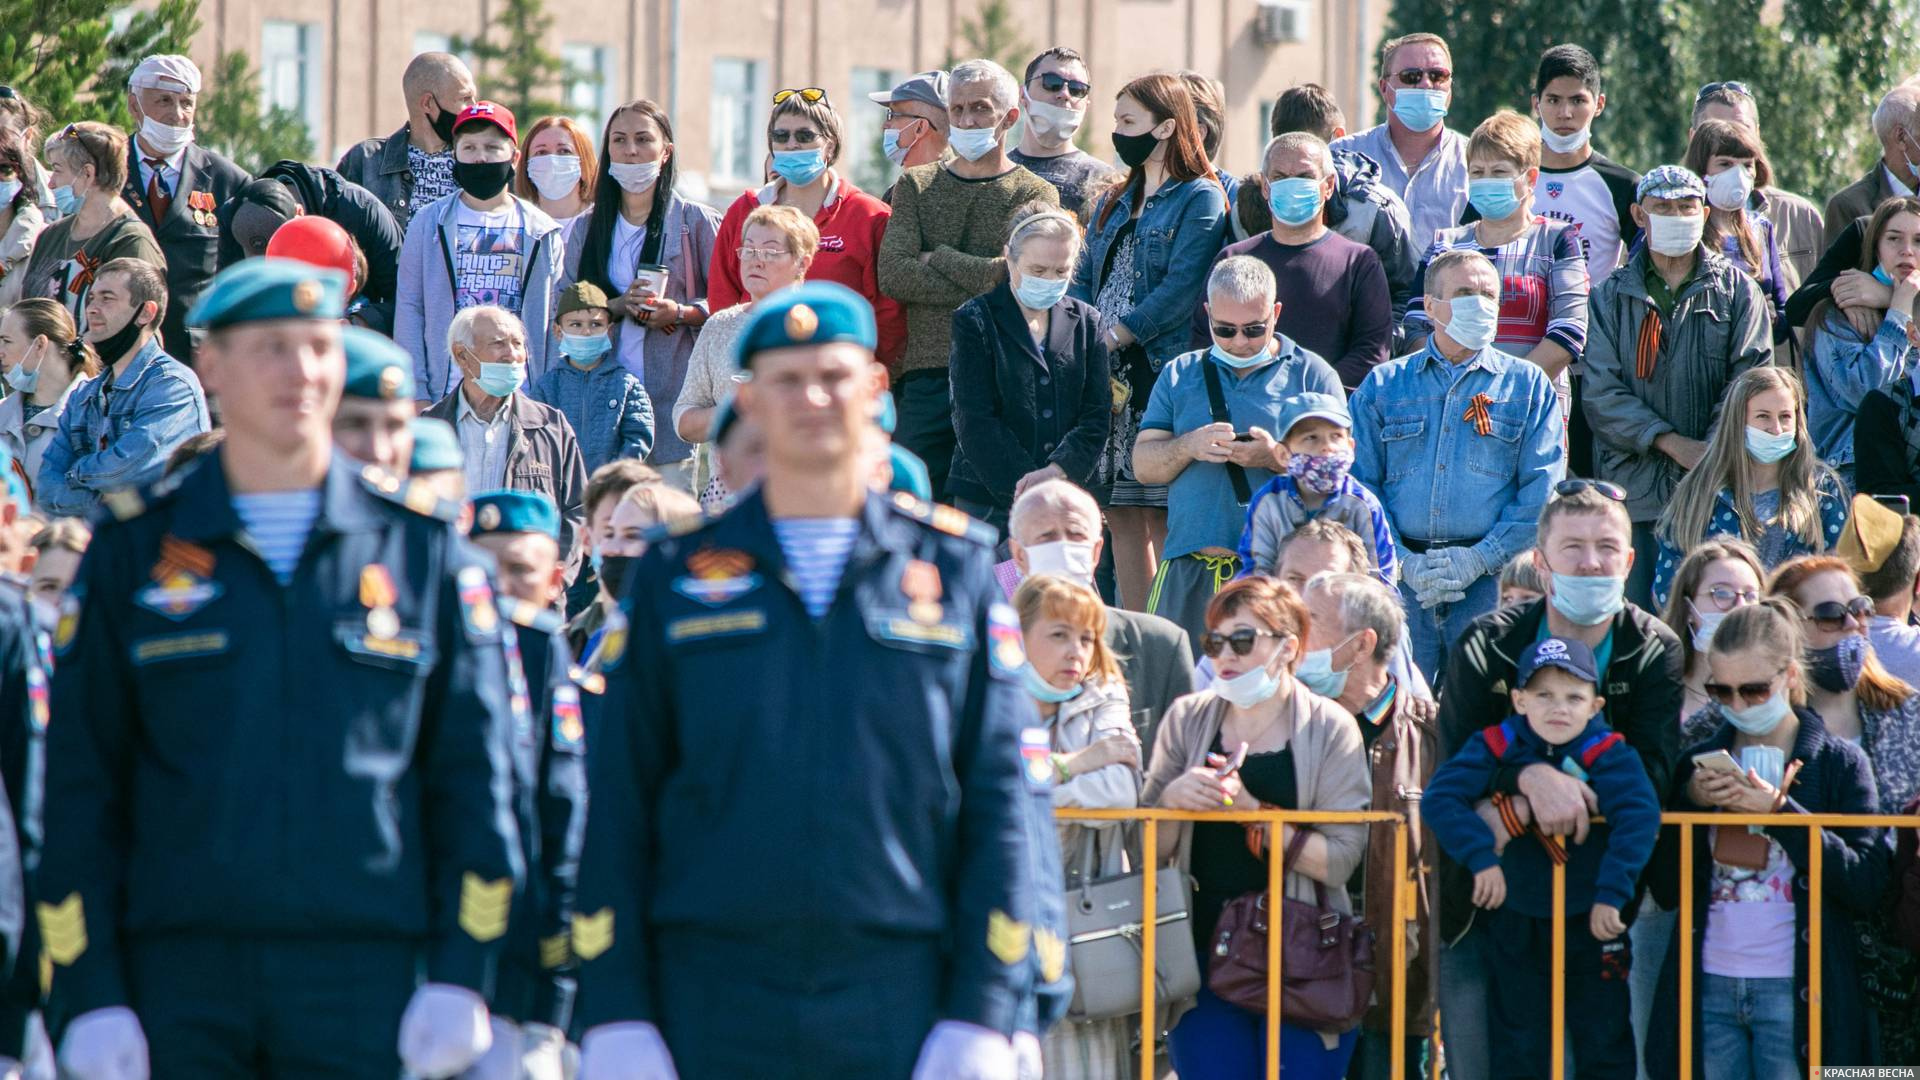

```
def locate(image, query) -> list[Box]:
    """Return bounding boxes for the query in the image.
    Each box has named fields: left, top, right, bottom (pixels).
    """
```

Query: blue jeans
left=1169, top=986, right=1360, bottom=1080
left=1436, top=924, right=1491, bottom=1080
left=1401, top=573, right=1498, bottom=689
left=1629, top=900, right=1676, bottom=1080
left=1700, top=974, right=1799, bottom=1080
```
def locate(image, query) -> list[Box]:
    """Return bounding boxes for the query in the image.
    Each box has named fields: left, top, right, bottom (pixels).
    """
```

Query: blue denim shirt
left=1349, top=341, right=1565, bottom=570
left=1071, top=175, right=1228, bottom=366
left=36, top=337, right=209, bottom=515
left=527, top=357, right=655, bottom=473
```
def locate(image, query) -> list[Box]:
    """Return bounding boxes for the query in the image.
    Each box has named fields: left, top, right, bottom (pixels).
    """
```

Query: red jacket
left=707, top=174, right=907, bottom=370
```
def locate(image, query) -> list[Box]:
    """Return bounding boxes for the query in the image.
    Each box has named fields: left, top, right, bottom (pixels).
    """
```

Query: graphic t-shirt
left=407, top=145, right=457, bottom=219
left=453, top=201, right=527, bottom=316
left=1702, top=829, right=1796, bottom=978
left=1534, top=152, right=1641, bottom=281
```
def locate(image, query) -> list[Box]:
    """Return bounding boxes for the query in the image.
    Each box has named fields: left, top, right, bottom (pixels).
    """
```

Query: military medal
left=361, top=564, right=400, bottom=638
left=901, top=559, right=942, bottom=625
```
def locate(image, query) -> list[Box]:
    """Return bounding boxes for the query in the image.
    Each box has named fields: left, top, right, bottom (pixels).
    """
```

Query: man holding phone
left=1134, top=255, right=1340, bottom=654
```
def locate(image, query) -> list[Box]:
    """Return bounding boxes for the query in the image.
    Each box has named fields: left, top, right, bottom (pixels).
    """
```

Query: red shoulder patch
left=1579, top=731, right=1625, bottom=769
left=1482, top=721, right=1514, bottom=759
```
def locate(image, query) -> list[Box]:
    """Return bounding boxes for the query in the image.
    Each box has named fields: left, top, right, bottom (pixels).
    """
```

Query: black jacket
left=946, top=282, right=1110, bottom=510
left=215, top=160, right=404, bottom=305
left=1853, top=378, right=1920, bottom=505
left=120, top=141, right=251, bottom=362
left=336, top=123, right=418, bottom=230
left=1434, top=598, right=1684, bottom=942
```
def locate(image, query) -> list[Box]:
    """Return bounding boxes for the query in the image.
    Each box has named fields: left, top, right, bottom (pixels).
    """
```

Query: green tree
left=194, top=51, right=312, bottom=173
left=946, top=0, right=1032, bottom=75
left=453, top=0, right=579, bottom=121
left=1383, top=0, right=1918, bottom=201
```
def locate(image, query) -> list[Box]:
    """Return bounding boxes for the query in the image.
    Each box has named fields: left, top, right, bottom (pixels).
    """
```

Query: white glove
left=397, top=984, right=492, bottom=1079
left=1011, top=1031, right=1042, bottom=1080
left=911, top=1021, right=1016, bottom=1080
left=580, top=1022, right=678, bottom=1080
left=57, top=1007, right=149, bottom=1080
left=460, top=1017, right=522, bottom=1080
left=0, top=1056, right=21, bottom=1080
left=517, top=1023, right=566, bottom=1080
left=21, top=1014, right=52, bottom=1080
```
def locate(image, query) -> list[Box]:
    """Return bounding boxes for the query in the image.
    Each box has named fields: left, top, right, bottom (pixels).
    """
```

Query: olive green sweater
left=878, top=161, right=1059, bottom=373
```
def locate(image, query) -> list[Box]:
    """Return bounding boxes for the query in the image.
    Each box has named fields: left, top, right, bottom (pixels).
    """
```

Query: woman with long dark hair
left=559, top=100, right=720, bottom=491
left=0, top=136, right=46, bottom=307
left=1070, top=72, right=1227, bottom=611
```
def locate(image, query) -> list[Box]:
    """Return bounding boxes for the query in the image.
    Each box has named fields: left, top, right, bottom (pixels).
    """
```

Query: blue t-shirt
left=1139, top=342, right=1342, bottom=559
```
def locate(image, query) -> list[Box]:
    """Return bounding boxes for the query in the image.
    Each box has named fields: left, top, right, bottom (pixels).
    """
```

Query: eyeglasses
left=1210, top=321, right=1271, bottom=340
left=773, top=87, right=829, bottom=106
left=1695, top=81, right=1754, bottom=103
left=768, top=128, right=823, bottom=147
left=884, top=109, right=925, bottom=125
left=1704, top=669, right=1785, bottom=707
left=1029, top=72, right=1091, bottom=99
left=1694, top=584, right=1761, bottom=613
left=1394, top=67, right=1452, bottom=87
left=1201, top=628, right=1285, bottom=658
left=1554, top=479, right=1627, bottom=501
left=1806, top=595, right=1873, bottom=632
left=737, top=245, right=792, bottom=263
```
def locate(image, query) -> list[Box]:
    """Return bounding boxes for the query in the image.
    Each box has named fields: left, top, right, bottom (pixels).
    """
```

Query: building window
left=710, top=58, right=762, bottom=185
left=412, top=32, right=479, bottom=73
left=563, top=44, right=613, bottom=130
left=1258, top=99, right=1275, bottom=145
left=847, top=67, right=898, bottom=193
left=261, top=21, right=323, bottom=137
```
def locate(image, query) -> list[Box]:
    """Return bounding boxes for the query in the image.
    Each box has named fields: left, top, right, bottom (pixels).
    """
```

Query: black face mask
left=1111, top=129, right=1162, bottom=169
left=428, top=97, right=459, bottom=146
left=598, top=555, right=638, bottom=602
left=452, top=160, right=515, bottom=200
left=93, top=306, right=153, bottom=366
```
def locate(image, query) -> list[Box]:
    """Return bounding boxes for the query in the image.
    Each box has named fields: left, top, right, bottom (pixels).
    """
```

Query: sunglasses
left=1201, top=628, right=1285, bottom=658
left=1806, top=595, right=1872, bottom=632
left=1695, top=81, right=1753, bottom=103
left=1704, top=669, right=1784, bottom=707
left=1554, top=479, right=1627, bottom=501
left=773, top=87, right=828, bottom=106
left=1693, top=584, right=1760, bottom=613
left=768, top=128, right=823, bottom=147
left=1030, top=72, right=1091, bottom=99
left=1211, top=321, right=1271, bottom=340
left=1394, top=67, right=1452, bottom=87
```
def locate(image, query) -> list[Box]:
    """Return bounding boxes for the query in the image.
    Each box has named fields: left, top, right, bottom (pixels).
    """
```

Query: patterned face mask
left=1285, top=449, right=1355, bottom=496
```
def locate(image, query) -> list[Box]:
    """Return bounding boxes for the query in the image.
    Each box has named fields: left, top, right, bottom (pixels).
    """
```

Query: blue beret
left=888, top=443, right=932, bottom=502
left=342, top=327, right=415, bottom=400
left=470, top=489, right=561, bottom=539
left=409, top=417, right=463, bottom=473
left=734, top=281, right=877, bottom=370
left=188, top=257, right=347, bottom=331
left=874, top=389, right=897, bottom=435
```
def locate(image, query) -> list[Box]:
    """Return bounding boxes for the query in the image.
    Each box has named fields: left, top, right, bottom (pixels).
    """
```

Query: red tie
left=144, top=159, right=171, bottom=219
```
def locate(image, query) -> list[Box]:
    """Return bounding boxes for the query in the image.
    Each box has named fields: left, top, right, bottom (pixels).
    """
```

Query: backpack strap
left=1200, top=357, right=1252, bottom=505
left=1481, top=719, right=1517, bottom=760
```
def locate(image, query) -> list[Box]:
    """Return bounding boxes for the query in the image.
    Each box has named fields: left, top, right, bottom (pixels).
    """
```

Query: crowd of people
left=0, top=22, right=1915, bottom=1080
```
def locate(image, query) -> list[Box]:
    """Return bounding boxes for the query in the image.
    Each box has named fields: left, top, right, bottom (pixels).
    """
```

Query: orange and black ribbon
left=67, top=252, right=101, bottom=296
left=1635, top=308, right=1664, bottom=380
left=1462, top=392, right=1494, bottom=436
left=152, top=535, right=215, bottom=582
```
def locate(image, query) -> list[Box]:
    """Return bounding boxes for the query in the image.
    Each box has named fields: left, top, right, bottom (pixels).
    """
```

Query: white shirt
left=1870, top=615, right=1920, bottom=687
left=609, top=216, right=651, bottom=373
left=457, top=391, right=515, bottom=495
left=1886, top=164, right=1915, bottom=199
left=135, top=144, right=189, bottom=199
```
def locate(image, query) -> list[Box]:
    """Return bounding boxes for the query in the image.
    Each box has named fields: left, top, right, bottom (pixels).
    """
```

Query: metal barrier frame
left=1054, top=807, right=1920, bottom=1080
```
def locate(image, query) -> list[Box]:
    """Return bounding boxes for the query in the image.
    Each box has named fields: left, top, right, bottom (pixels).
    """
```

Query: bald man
left=337, top=52, right=479, bottom=228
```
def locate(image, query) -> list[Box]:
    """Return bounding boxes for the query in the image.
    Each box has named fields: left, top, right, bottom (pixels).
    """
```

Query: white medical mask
left=0, top=179, right=21, bottom=207
left=1538, top=120, right=1590, bottom=155
left=1723, top=692, right=1790, bottom=736
left=139, top=115, right=193, bottom=156
left=1705, top=165, right=1754, bottom=212
left=1549, top=572, right=1626, bottom=626
left=1295, top=633, right=1360, bottom=700
left=526, top=155, right=583, bottom=201
left=608, top=160, right=661, bottom=193
left=1023, top=540, right=1097, bottom=587
left=1024, top=99, right=1084, bottom=142
left=1440, top=293, right=1499, bottom=352
left=1022, top=663, right=1085, bottom=704
left=949, top=124, right=1003, bottom=162
left=1690, top=604, right=1727, bottom=653
left=1646, top=212, right=1705, bottom=257
left=883, top=126, right=919, bottom=166
left=1212, top=661, right=1286, bottom=708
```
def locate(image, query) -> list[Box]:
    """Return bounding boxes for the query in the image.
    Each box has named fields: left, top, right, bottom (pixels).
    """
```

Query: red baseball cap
left=453, top=101, right=517, bottom=144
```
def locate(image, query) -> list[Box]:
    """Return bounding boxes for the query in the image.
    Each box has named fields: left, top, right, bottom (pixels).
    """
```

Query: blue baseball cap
left=470, top=490, right=560, bottom=539
left=734, top=282, right=878, bottom=370
left=188, top=257, right=347, bottom=331
left=342, top=327, right=415, bottom=400
left=1276, top=392, right=1351, bottom=440
left=1517, top=636, right=1599, bottom=688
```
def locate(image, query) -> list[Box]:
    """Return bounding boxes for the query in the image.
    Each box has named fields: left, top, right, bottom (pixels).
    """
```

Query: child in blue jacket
left=529, top=282, right=654, bottom=472
left=1425, top=636, right=1662, bottom=1080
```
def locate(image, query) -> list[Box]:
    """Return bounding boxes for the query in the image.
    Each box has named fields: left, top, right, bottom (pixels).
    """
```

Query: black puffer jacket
left=215, top=160, right=403, bottom=305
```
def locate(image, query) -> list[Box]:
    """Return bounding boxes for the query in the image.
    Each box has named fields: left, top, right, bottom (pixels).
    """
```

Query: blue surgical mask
left=51, top=185, right=78, bottom=217
left=1209, top=343, right=1271, bottom=371
left=1295, top=633, right=1358, bottom=699
left=1467, top=177, right=1525, bottom=221
left=883, top=127, right=915, bottom=166
left=1440, top=293, right=1499, bottom=352
left=1266, top=177, right=1324, bottom=227
left=1549, top=572, right=1626, bottom=627
left=1722, top=692, right=1790, bottom=736
left=559, top=332, right=614, bottom=366
left=1022, top=664, right=1085, bottom=704
left=1212, top=661, right=1285, bottom=708
left=1391, top=88, right=1448, bottom=133
left=590, top=548, right=604, bottom=575
left=1012, top=273, right=1070, bottom=311
left=771, top=148, right=828, bottom=187
left=1744, top=424, right=1796, bottom=464
left=1874, top=265, right=1897, bottom=287
left=5, top=363, right=38, bottom=394
left=475, top=361, right=526, bottom=398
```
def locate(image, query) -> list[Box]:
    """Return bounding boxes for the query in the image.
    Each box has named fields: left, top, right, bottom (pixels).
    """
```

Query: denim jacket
left=1070, top=175, right=1228, bottom=367
left=1809, top=307, right=1919, bottom=471
left=1349, top=342, right=1565, bottom=571
left=528, top=358, right=655, bottom=473
left=35, top=337, right=210, bottom=516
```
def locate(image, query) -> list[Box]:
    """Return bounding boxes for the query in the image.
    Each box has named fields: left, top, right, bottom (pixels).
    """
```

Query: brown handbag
left=1206, top=827, right=1377, bottom=1031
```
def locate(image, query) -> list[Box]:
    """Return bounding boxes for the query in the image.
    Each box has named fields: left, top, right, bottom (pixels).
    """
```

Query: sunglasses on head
left=1201, top=628, right=1285, bottom=658
left=1694, top=584, right=1760, bottom=612
left=1211, top=321, right=1270, bottom=340
left=1695, top=81, right=1753, bottom=103
left=1806, top=596, right=1872, bottom=632
left=773, top=87, right=829, bottom=106
left=1030, top=72, right=1091, bottom=99
left=1554, top=479, right=1627, bottom=501
left=1394, top=67, right=1452, bottom=87
left=1704, top=669, right=1784, bottom=707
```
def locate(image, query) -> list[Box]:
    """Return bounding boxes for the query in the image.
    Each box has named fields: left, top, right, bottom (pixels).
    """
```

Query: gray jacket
left=1105, top=607, right=1196, bottom=757
left=336, top=123, right=421, bottom=229
left=1581, top=246, right=1772, bottom=522
left=422, top=390, right=588, bottom=581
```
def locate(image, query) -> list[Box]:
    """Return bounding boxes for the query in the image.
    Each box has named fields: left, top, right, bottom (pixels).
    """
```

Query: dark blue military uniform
left=572, top=487, right=1045, bottom=1078
left=0, top=582, right=37, bottom=1059
left=37, top=453, right=523, bottom=1074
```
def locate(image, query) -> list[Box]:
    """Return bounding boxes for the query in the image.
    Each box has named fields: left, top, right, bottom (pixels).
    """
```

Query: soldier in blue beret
left=465, top=490, right=588, bottom=1076
left=41, top=257, right=521, bottom=1077
left=334, top=326, right=418, bottom=474
left=575, top=279, right=1047, bottom=1078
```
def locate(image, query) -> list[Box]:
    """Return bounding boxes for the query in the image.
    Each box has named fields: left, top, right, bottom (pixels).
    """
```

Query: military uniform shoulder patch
left=496, top=594, right=564, bottom=634
left=455, top=565, right=500, bottom=639
left=1020, top=727, right=1053, bottom=792
left=888, top=492, right=997, bottom=546
left=552, top=685, right=585, bottom=752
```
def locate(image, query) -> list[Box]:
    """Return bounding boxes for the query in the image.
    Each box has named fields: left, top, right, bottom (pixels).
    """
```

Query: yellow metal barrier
left=1053, top=807, right=1920, bottom=1080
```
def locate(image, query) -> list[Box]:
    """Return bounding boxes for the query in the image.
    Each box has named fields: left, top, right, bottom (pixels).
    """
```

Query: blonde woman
left=1651, top=366, right=1845, bottom=610
left=1012, top=573, right=1139, bottom=1079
